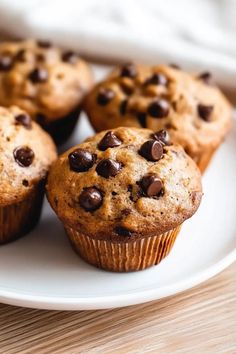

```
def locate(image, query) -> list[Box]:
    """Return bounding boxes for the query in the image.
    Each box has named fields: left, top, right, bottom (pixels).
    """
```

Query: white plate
left=0, top=66, right=235, bottom=310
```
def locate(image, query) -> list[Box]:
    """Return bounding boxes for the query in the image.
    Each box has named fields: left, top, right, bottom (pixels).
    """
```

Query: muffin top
left=47, top=127, right=202, bottom=242
left=84, top=64, right=232, bottom=157
left=0, top=39, right=93, bottom=123
left=0, top=106, right=57, bottom=206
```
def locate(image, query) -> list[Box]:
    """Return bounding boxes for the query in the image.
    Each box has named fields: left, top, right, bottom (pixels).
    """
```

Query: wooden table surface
left=0, top=263, right=235, bottom=354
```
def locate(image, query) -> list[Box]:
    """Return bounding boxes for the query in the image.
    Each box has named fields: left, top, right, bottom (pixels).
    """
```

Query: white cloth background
left=0, top=0, right=236, bottom=89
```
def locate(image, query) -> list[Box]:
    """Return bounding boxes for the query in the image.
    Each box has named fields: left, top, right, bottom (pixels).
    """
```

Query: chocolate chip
left=197, top=104, right=213, bottom=122
left=169, top=63, right=181, bottom=70
left=145, top=73, right=168, bottom=86
left=36, top=54, right=45, bottom=62
left=153, top=129, right=171, bottom=146
left=120, top=99, right=128, bottom=115
left=0, top=55, right=13, bottom=71
left=62, top=51, right=78, bottom=64
left=147, top=99, right=170, bottom=118
left=120, top=63, right=137, bottom=78
left=137, top=112, right=146, bottom=127
left=68, top=148, right=95, bottom=172
left=139, top=140, right=163, bottom=161
left=97, top=88, right=115, bottom=106
left=98, top=131, right=122, bottom=151
left=13, top=146, right=34, bottom=167
left=15, top=114, right=32, bottom=129
left=79, top=187, right=103, bottom=211
left=15, top=49, right=26, bottom=62
left=37, top=40, right=52, bottom=48
left=121, top=208, right=131, bottom=216
left=128, top=184, right=141, bottom=202
left=22, top=179, right=29, bottom=187
left=28, top=68, right=48, bottom=83
left=120, top=82, right=134, bottom=95
left=96, top=158, right=121, bottom=178
left=198, top=72, right=212, bottom=84
left=141, top=175, right=163, bottom=197
left=114, top=226, right=133, bottom=237
left=127, top=185, right=132, bottom=193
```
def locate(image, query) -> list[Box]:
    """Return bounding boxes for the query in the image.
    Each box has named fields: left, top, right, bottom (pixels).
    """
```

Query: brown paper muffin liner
left=37, top=107, right=81, bottom=146
left=0, top=183, right=44, bottom=244
left=65, top=225, right=181, bottom=272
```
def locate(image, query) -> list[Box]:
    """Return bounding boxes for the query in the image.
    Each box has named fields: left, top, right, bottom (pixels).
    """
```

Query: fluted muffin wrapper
left=65, top=225, right=181, bottom=272
left=39, top=107, right=81, bottom=146
left=0, top=183, right=44, bottom=244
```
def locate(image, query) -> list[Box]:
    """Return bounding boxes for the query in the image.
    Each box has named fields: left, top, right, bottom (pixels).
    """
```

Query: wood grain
left=0, top=264, right=235, bottom=354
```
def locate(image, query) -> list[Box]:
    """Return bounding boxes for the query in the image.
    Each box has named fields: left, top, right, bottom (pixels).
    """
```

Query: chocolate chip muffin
left=46, top=127, right=202, bottom=272
left=0, top=106, right=57, bottom=244
left=84, top=63, right=232, bottom=172
left=0, top=39, right=93, bottom=144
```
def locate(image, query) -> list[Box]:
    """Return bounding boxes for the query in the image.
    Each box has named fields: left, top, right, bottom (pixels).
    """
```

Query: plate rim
left=0, top=249, right=235, bottom=310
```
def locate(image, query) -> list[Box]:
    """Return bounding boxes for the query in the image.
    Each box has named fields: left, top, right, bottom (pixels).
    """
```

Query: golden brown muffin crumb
left=47, top=127, right=202, bottom=242
left=84, top=64, right=232, bottom=164
left=0, top=39, right=93, bottom=123
left=0, top=106, right=57, bottom=206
